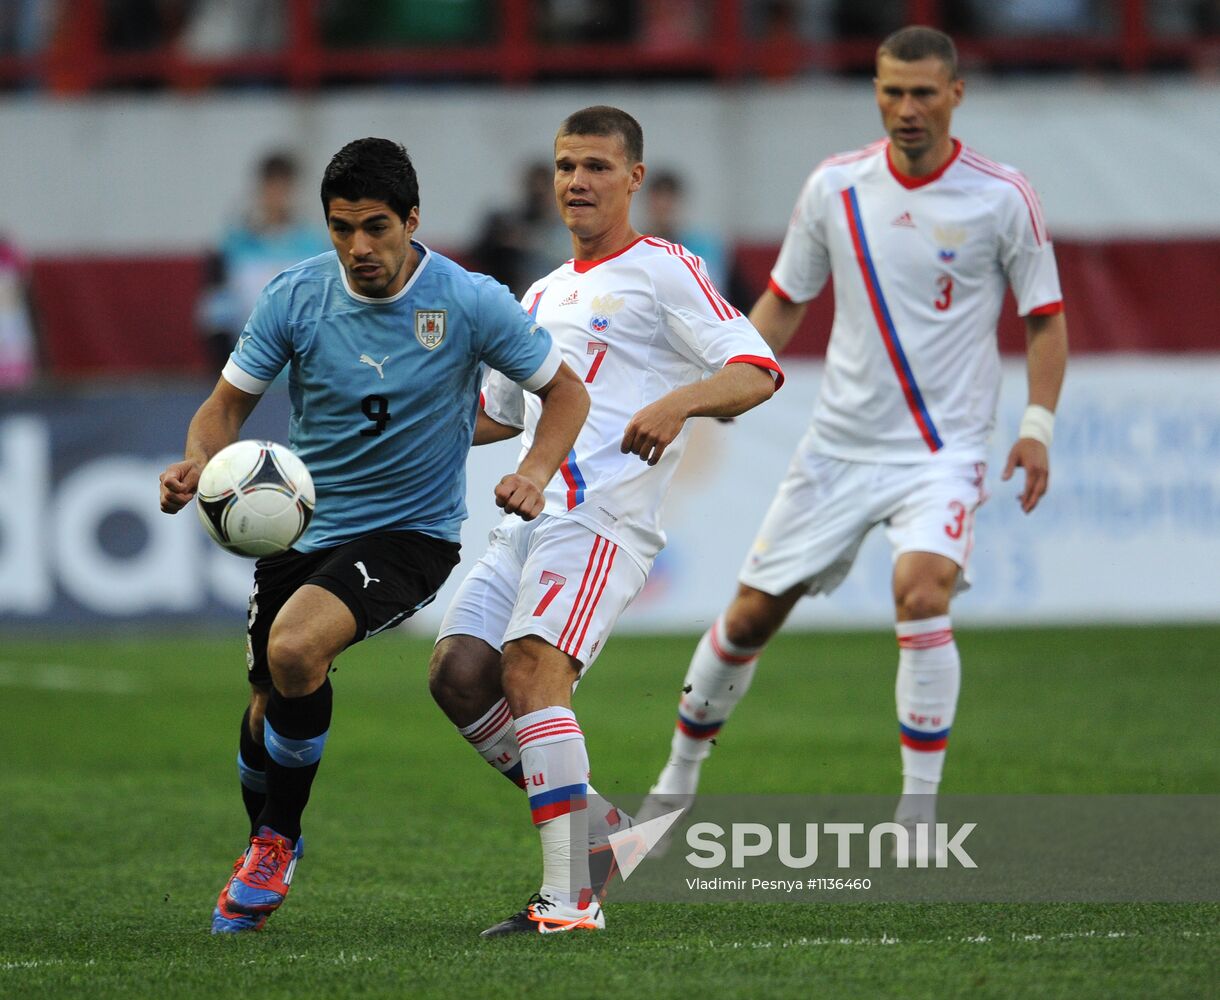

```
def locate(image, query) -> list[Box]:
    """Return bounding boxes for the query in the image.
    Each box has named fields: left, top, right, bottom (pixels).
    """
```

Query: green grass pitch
left=2, top=625, right=1216, bottom=998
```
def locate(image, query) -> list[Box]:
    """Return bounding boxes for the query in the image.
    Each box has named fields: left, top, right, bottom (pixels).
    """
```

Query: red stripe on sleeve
left=1026, top=300, right=1064, bottom=317
left=726, top=354, right=785, bottom=391
left=767, top=277, right=793, bottom=302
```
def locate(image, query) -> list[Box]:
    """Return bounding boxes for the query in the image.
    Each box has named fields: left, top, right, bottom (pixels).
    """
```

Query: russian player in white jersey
left=648, top=27, right=1069, bottom=848
left=429, top=106, right=781, bottom=936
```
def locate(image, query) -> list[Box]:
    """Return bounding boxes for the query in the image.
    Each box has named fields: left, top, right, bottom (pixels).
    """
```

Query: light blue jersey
left=222, top=243, right=559, bottom=551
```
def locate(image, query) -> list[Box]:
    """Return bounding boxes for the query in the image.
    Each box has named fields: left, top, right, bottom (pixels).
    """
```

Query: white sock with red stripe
left=515, top=707, right=593, bottom=908
left=653, top=618, right=760, bottom=796
left=458, top=699, right=624, bottom=839
left=458, top=697, right=525, bottom=788
left=894, top=616, right=960, bottom=820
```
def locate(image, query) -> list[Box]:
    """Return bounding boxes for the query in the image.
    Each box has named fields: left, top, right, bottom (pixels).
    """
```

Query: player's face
left=874, top=55, right=963, bottom=167
left=553, top=133, right=644, bottom=244
left=326, top=198, right=419, bottom=298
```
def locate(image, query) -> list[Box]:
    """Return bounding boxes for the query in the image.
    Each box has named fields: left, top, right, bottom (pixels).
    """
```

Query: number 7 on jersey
left=585, top=341, right=608, bottom=383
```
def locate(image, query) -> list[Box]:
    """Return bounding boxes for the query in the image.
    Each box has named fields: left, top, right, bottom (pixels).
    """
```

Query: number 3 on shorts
left=533, top=571, right=567, bottom=616
left=944, top=500, right=967, bottom=540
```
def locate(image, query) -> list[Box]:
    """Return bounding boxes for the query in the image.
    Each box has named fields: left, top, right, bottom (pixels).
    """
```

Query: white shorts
left=739, top=452, right=989, bottom=598
left=437, top=514, right=648, bottom=672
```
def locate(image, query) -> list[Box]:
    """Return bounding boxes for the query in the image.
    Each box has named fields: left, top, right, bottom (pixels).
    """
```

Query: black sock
left=257, top=679, right=333, bottom=843
left=238, top=705, right=267, bottom=837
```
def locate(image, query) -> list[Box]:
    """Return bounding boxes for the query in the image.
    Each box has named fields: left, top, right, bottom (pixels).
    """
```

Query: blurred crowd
left=2, top=1, right=1218, bottom=67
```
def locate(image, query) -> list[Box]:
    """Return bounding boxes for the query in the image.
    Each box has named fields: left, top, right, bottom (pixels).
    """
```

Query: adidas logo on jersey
left=559, top=290, right=579, bottom=306
left=892, top=211, right=916, bottom=228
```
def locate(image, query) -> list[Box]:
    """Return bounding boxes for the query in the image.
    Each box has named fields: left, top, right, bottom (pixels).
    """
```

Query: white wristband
left=1018, top=404, right=1055, bottom=447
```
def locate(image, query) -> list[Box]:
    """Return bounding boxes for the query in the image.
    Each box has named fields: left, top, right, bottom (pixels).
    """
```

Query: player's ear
left=405, top=205, right=420, bottom=233
left=629, top=163, right=645, bottom=193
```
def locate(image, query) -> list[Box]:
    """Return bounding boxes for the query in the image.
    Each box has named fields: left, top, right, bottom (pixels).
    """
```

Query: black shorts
left=244, top=530, right=461, bottom=689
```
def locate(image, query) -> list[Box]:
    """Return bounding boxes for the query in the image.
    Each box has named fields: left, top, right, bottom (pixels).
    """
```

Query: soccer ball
left=195, top=440, right=315, bottom=557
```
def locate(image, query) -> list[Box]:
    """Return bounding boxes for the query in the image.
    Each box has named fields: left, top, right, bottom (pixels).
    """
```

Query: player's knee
left=896, top=584, right=951, bottom=622
left=428, top=646, right=476, bottom=709
left=265, top=627, right=327, bottom=694
left=722, top=595, right=782, bottom=648
left=499, top=647, right=535, bottom=699
left=429, top=638, right=504, bottom=723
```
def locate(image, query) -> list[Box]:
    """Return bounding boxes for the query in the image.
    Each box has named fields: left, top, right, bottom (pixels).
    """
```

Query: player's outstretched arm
left=1003, top=310, right=1068, bottom=514
left=622, top=362, right=776, bottom=466
left=748, top=288, right=809, bottom=355
left=494, top=362, right=588, bottom=520
left=158, top=377, right=261, bottom=514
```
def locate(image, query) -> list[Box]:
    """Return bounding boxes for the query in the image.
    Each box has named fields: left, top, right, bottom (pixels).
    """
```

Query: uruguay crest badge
left=414, top=310, right=447, bottom=350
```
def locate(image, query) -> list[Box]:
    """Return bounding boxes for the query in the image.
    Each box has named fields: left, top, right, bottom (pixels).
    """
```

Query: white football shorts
left=739, top=451, right=990, bottom=598
left=438, top=513, right=647, bottom=672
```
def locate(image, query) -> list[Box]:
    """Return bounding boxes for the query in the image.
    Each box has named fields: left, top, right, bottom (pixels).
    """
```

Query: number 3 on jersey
left=934, top=274, right=954, bottom=311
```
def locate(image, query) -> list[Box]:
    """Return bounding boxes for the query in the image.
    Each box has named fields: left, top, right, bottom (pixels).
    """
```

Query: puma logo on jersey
left=354, top=561, right=381, bottom=588
left=560, top=289, right=579, bottom=306
left=359, top=354, right=390, bottom=379
left=237, top=334, right=253, bottom=353
left=892, top=211, right=916, bottom=228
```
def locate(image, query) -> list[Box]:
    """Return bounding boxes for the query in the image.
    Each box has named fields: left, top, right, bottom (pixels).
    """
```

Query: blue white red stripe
left=676, top=713, right=722, bottom=740
left=841, top=185, right=943, bottom=452
left=899, top=722, right=950, bottom=752
left=528, top=782, right=588, bottom=824
left=559, top=450, right=586, bottom=510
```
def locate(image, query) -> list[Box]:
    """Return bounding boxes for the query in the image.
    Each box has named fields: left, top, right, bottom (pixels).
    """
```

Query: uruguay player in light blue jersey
left=159, top=138, right=589, bottom=934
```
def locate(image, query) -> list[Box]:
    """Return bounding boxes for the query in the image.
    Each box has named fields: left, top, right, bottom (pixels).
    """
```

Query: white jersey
left=483, top=235, right=782, bottom=570
left=771, top=139, right=1063, bottom=464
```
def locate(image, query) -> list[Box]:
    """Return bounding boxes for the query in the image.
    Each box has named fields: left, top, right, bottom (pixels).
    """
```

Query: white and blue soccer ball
left=196, top=440, right=315, bottom=558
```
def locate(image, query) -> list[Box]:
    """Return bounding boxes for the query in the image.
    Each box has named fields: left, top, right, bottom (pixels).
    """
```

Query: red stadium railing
left=1, top=0, right=1217, bottom=93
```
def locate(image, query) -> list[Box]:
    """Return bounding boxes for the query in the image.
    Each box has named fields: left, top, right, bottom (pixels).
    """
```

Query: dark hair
left=877, top=26, right=958, bottom=79
left=320, top=138, right=419, bottom=222
left=556, top=106, right=644, bottom=164
left=259, top=151, right=298, bottom=182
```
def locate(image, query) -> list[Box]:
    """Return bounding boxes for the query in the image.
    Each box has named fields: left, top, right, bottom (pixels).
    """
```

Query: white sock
left=461, top=699, right=625, bottom=846
left=515, top=707, right=592, bottom=908
left=458, top=697, right=525, bottom=788
left=894, top=616, right=960, bottom=818
left=655, top=618, right=761, bottom=795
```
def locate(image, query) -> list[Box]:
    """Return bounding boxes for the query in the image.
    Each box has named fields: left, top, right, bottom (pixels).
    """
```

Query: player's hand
left=159, top=460, right=201, bottom=514
left=495, top=473, right=545, bottom=521
left=621, top=399, right=688, bottom=466
left=1002, top=438, right=1049, bottom=514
